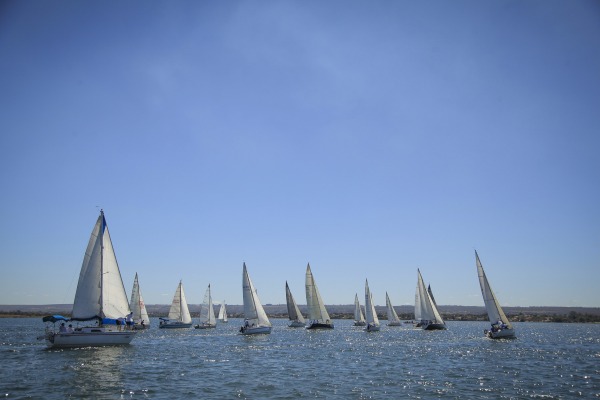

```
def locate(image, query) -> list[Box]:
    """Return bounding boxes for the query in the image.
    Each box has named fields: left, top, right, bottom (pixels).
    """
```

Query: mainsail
left=364, top=279, right=379, bottom=327
left=129, top=272, right=150, bottom=325
left=417, top=269, right=444, bottom=325
left=305, top=263, right=331, bottom=323
left=286, top=281, right=305, bottom=324
left=72, top=210, right=131, bottom=320
left=168, top=281, right=192, bottom=324
left=242, top=263, right=271, bottom=327
left=199, top=284, right=216, bottom=326
left=476, top=251, right=512, bottom=328
left=414, top=284, right=422, bottom=321
left=354, top=293, right=365, bottom=323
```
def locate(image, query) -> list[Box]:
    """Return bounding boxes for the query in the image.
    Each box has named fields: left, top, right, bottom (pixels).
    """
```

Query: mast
left=100, top=210, right=104, bottom=319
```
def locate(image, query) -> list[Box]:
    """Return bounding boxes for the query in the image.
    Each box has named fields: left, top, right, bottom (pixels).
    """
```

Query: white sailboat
left=476, top=250, right=515, bottom=339
left=195, top=284, right=217, bottom=329
left=130, top=272, right=150, bottom=330
left=364, top=279, right=380, bottom=332
left=305, top=263, right=334, bottom=329
left=353, top=293, right=366, bottom=326
left=218, top=301, right=228, bottom=323
left=416, top=269, right=446, bottom=330
left=41, top=210, right=135, bottom=348
left=159, top=280, right=192, bottom=329
left=239, top=263, right=272, bottom=335
left=386, top=292, right=402, bottom=326
left=286, top=281, right=306, bottom=328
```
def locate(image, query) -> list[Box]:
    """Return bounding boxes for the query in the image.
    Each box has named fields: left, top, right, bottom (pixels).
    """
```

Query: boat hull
left=45, top=330, right=135, bottom=348
left=366, top=324, right=380, bottom=332
left=422, top=322, right=446, bottom=330
left=306, top=322, right=334, bottom=330
left=387, top=321, right=402, bottom=327
left=159, top=322, right=192, bottom=329
left=239, top=325, right=272, bottom=335
left=194, top=323, right=216, bottom=329
left=354, top=321, right=366, bottom=326
left=485, top=328, right=515, bottom=339
left=288, top=320, right=306, bottom=328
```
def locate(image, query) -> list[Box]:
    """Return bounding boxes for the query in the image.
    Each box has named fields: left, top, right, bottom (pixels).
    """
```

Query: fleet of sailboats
left=353, top=293, right=366, bottom=326
left=364, top=279, right=380, bottom=332
left=41, top=215, right=519, bottom=342
left=195, top=284, right=217, bottom=329
left=286, top=281, right=306, bottom=327
left=218, top=301, right=228, bottom=323
left=305, top=263, right=334, bottom=329
left=130, top=273, right=150, bottom=330
left=41, top=210, right=136, bottom=348
left=239, top=263, right=272, bottom=335
left=476, top=251, right=515, bottom=339
left=385, top=292, right=402, bottom=326
left=159, top=281, right=193, bottom=329
left=415, top=269, right=446, bottom=330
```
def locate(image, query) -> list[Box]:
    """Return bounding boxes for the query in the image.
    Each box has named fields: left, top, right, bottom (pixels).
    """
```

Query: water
left=1, top=318, right=598, bottom=399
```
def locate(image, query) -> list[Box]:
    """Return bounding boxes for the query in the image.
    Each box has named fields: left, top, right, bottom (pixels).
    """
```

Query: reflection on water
left=0, top=318, right=599, bottom=398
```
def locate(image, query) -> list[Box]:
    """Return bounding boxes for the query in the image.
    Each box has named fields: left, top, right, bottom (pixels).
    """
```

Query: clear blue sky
left=1, top=1, right=599, bottom=308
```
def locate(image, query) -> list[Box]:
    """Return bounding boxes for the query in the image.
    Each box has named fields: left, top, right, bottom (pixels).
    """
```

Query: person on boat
left=141, top=320, right=145, bottom=328
left=67, top=324, right=74, bottom=333
left=59, top=323, right=67, bottom=333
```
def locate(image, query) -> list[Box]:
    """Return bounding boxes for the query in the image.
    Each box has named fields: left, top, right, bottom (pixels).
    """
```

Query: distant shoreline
left=3, top=304, right=600, bottom=323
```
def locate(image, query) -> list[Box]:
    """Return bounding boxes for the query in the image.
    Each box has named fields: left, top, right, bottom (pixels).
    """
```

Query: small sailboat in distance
left=130, top=273, right=150, bottom=330
left=305, top=263, right=334, bottom=329
left=40, top=210, right=135, bottom=348
left=195, top=284, right=217, bottom=329
left=159, top=281, right=193, bottom=329
left=385, top=292, right=402, bottom=326
left=286, top=281, right=306, bottom=328
left=365, top=279, right=380, bottom=332
left=239, top=263, right=272, bottom=335
left=353, top=293, right=366, bottom=326
left=476, top=250, right=515, bottom=339
left=218, top=301, right=228, bottom=323
left=416, top=269, right=446, bottom=330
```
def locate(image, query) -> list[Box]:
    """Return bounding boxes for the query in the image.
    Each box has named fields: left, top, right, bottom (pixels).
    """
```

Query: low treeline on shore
left=3, top=305, right=600, bottom=323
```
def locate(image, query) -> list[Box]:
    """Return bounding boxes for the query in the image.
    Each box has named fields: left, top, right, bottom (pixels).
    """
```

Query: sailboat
left=40, top=210, right=135, bottom=348
left=385, top=292, right=402, bottom=326
left=353, top=293, right=366, bottom=326
left=305, top=263, right=334, bottom=329
left=195, top=284, right=217, bottom=329
left=130, top=273, right=150, bottom=330
left=416, top=269, right=446, bottom=330
left=476, top=250, right=515, bottom=339
left=159, top=280, right=192, bottom=328
left=364, top=279, right=380, bottom=332
left=286, top=281, right=306, bottom=328
left=218, top=301, right=228, bottom=323
left=239, top=263, right=272, bottom=335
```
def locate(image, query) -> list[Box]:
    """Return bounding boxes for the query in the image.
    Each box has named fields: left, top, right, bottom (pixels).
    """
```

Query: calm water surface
left=0, top=318, right=598, bottom=399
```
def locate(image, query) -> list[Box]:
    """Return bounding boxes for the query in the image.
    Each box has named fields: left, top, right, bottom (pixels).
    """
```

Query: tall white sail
left=286, top=281, right=305, bottom=324
left=476, top=251, right=512, bottom=328
left=242, top=263, right=271, bottom=327
left=199, top=284, right=216, bottom=326
left=218, top=301, right=228, bottom=322
left=305, top=263, right=331, bottom=323
left=129, top=273, right=150, bottom=325
left=354, top=293, right=365, bottom=323
left=414, top=284, right=422, bottom=321
left=386, top=292, right=401, bottom=324
left=364, top=279, right=379, bottom=327
left=168, top=281, right=192, bottom=324
left=72, top=210, right=130, bottom=320
left=417, top=269, right=444, bottom=325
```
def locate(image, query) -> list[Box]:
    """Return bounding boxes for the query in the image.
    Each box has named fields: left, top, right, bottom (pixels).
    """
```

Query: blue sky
left=1, top=1, right=599, bottom=308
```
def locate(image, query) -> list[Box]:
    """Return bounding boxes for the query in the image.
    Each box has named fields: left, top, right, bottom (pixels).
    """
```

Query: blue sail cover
left=42, top=315, right=69, bottom=323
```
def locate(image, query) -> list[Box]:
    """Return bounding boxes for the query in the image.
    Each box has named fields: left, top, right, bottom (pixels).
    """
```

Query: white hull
left=288, top=320, right=305, bottom=328
left=159, top=321, right=192, bottom=329
left=485, top=327, right=515, bottom=339
left=239, top=325, right=272, bottom=335
left=45, top=328, right=135, bottom=348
